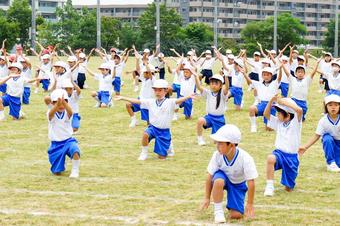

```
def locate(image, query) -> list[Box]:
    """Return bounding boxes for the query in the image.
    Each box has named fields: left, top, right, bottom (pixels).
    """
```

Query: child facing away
left=47, top=89, right=80, bottom=178
left=201, top=124, right=257, bottom=223
left=115, top=79, right=194, bottom=160
left=299, top=94, right=340, bottom=172
left=62, top=79, right=82, bottom=132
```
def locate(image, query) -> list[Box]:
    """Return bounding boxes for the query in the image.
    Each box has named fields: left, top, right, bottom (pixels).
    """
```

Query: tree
left=7, top=0, right=31, bottom=45
left=118, top=23, right=140, bottom=50
left=101, top=16, right=121, bottom=49
left=323, top=15, right=340, bottom=54
left=0, top=16, right=20, bottom=49
left=241, top=13, right=307, bottom=54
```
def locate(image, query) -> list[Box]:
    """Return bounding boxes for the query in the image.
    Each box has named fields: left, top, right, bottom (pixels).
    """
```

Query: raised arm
left=1, top=39, right=6, bottom=50
left=257, top=42, right=267, bottom=58
left=193, top=71, right=204, bottom=93
left=85, top=67, right=96, bottom=77
left=71, top=79, right=81, bottom=96
left=289, top=45, right=295, bottom=65
left=304, top=49, right=309, bottom=66
left=278, top=42, right=290, bottom=58
left=114, top=95, right=142, bottom=105
left=67, top=46, right=75, bottom=56
left=264, top=95, right=277, bottom=120
left=277, top=97, right=303, bottom=122
left=169, top=48, right=181, bottom=57
left=310, top=58, right=321, bottom=79
left=86, top=48, right=95, bottom=62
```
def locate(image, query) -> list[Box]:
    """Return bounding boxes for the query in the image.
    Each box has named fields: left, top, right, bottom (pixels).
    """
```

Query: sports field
left=0, top=56, right=339, bottom=225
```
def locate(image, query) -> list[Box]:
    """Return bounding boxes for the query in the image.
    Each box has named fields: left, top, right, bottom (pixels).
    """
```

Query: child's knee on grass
left=73, top=128, right=78, bottom=132
left=229, top=210, right=243, bottom=220
left=267, top=154, right=276, bottom=165
left=213, top=178, right=225, bottom=189
left=44, top=96, right=51, bottom=105
left=285, top=186, right=293, bottom=192
left=91, top=91, right=97, bottom=97
left=249, top=106, right=257, bottom=116
left=197, top=117, right=206, bottom=126
left=73, top=152, right=80, bottom=160
left=100, top=103, right=107, bottom=108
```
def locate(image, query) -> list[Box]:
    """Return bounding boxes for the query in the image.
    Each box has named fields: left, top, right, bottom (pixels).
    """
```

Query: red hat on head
left=42, top=49, right=50, bottom=55
left=47, top=45, right=54, bottom=50
left=16, top=45, right=23, bottom=50
left=110, top=48, right=117, bottom=53
left=8, top=54, right=16, bottom=62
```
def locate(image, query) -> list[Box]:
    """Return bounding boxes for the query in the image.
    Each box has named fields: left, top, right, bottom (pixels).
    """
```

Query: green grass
left=0, top=57, right=339, bottom=225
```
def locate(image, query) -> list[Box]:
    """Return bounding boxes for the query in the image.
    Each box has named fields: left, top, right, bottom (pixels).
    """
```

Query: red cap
left=8, top=54, right=16, bottom=62
left=42, top=49, right=50, bottom=55
left=47, top=45, right=54, bottom=50
left=16, top=45, right=23, bottom=50
left=110, top=48, right=117, bottom=53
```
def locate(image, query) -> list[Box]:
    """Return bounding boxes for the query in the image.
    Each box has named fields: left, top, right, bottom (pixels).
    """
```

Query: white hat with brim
left=62, top=80, right=74, bottom=88
left=226, top=49, right=232, bottom=54
left=270, top=50, right=277, bottom=55
left=325, top=94, right=340, bottom=105
left=41, top=54, right=50, bottom=60
left=158, top=53, right=164, bottom=58
left=67, top=56, right=77, bottom=62
left=262, top=67, right=274, bottom=75
left=205, top=50, right=212, bottom=55
left=51, top=89, right=69, bottom=102
left=0, top=56, right=5, bottom=61
left=274, top=98, right=296, bottom=114
left=54, top=61, right=69, bottom=70
left=79, top=53, right=86, bottom=58
left=8, top=62, right=23, bottom=71
left=234, top=58, right=244, bottom=68
left=254, top=51, right=261, bottom=56
left=143, top=49, right=150, bottom=53
left=293, top=50, right=299, bottom=54
left=210, top=124, right=241, bottom=144
left=297, top=55, right=305, bottom=61
left=227, top=54, right=235, bottom=60
left=209, top=74, right=224, bottom=83
left=152, top=79, right=168, bottom=89
left=324, top=52, right=333, bottom=57
left=295, top=65, right=306, bottom=72
left=261, top=58, right=271, bottom=64
left=187, top=51, right=193, bottom=56
left=98, top=63, right=111, bottom=70
left=141, top=64, right=156, bottom=74
left=280, top=55, right=289, bottom=61
left=331, top=61, right=340, bottom=68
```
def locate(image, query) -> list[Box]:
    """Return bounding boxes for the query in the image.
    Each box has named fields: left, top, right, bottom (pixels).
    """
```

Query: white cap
left=79, top=53, right=86, bottom=58
left=50, top=89, right=69, bottom=102
left=262, top=67, right=273, bottom=74
left=226, top=49, right=232, bottom=54
left=209, top=74, right=224, bottom=83
left=98, top=63, right=111, bottom=70
left=274, top=98, right=296, bottom=114
left=54, top=61, right=69, bottom=70
left=0, top=56, right=5, bottom=61
left=67, top=56, right=77, bottom=62
left=210, top=124, right=241, bottom=144
left=293, top=50, right=299, bottom=54
left=152, top=79, right=168, bottom=88
left=234, top=58, right=244, bottom=68
left=141, top=64, right=156, bottom=74
left=227, top=54, right=235, bottom=60
left=324, top=52, right=333, bottom=57
left=41, top=54, right=50, bottom=60
left=143, top=48, right=150, bottom=53
left=261, top=58, right=271, bottom=65
left=187, top=51, right=193, bottom=56
left=183, top=63, right=193, bottom=71
left=158, top=53, right=164, bottom=58
left=205, top=50, right=212, bottom=55
left=331, top=60, right=340, bottom=68
left=270, top=50, right=277, bottom=55
left=324, top=94, right=340, bottom=104
left=280, top=55, right=289, bottom=61
left=297, top=55, right=305, bottom=61
left=8, top=62, right=23, bottom=71
left=62, top=80, right=74, bottom=88
left=295, top=65, right=306, bottom=72
left=253, top=51, right=261, bottom=56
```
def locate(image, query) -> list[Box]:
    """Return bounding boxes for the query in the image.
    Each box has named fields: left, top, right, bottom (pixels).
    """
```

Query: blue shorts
left=273, top=149, right=299, bottom=189
left=1, top=94, right=21, bottom=119
left=40, top=79, right=50, bottom=91
left=145, top=125, right=171, bottom=157
left=48, top=137, right=80, bottom=174
left=249, top=72, right=259, bottom=81
left=212, top=170, right=248, bottom=214
left=203, top=114, right=225, bottom=134
left=180, top=95, right=193, bottom=117
left=327, top=89, right=340, bottom=96
left=0, top=83, right=7, bottom=93
left=22, top=87, right=31, bottom=105
left=322, top=134, right=340, bottom=166
left=201, top=69, right=213, bottom=84
left=229, top=86, right=243, bottom=106
left=172, top=84, right=181, bottom=98
left=97, top=91, right=110, bottom=105
left=112, top=77, right=121, bottom=93
left=72, top=113, right=81, bottom=129
left=132, top=102, right=149, bottom=121
left=256, top=101, right=276, bottom=124
left=292, top=98, right=307, bottom=121
left=279, top=82, right=289, bottom=98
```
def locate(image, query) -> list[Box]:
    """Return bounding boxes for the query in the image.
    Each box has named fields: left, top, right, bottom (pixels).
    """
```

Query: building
left=0, top=0, right=65, bottom=22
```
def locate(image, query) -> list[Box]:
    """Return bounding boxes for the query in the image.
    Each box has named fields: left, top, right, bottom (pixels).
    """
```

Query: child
left=67, top=56, right=79, bottom=83
left=167, top=60, right=184, bottom=121
left=243, top=67, right=281, bottom=132
left=0, top=56, right=8, bottom=95
left=263, top=97, right=303, bottom=196
left=322, top=61, right=340, bottom=96
left=227, top=58, right=247, bottom=110
left=277, top=55, right=290, bottom=97
left=112, top=50, right=130, bottom=95
left=200, top=50, right=216, bottom=85
left=77, top=49, right=94, bottom=89
left=299, top=94, right=340, bottom=172
left=115, top=79, right=194, bottom=160
left=62, top=79, right=81, bottom=132
left=155, top=53, right=166, bottom=79
left=318, top=52, right=333, bottom=93
left=34, top=53, right=52, bottom=93
left=20, top=57, right=33, bottom=105
left=87, top=63, right=114, bottom=108
left=195, top=72, right=229, bottom=146
left=179, top=64, right=196, bottom=119
left=201, top=124, right=257, bottom=223
left=47, top=89, right=80, bottom=178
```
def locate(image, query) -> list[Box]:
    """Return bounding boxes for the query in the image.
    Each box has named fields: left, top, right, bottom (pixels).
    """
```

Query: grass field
left=0, top=56, right=339, bottom=225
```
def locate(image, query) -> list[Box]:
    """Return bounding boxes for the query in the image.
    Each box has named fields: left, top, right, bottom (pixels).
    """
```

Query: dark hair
left=324, top=102, right=340, bottom=114
left=210, top=78, right=223, bottom=109
left=113, top=55, right=121, bottom=60
left=225, top=142, right=238, bottom=146
left=275, top=107, right=295, bottom=120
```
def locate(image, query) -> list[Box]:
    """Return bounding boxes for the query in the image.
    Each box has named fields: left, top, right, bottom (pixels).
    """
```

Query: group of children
left=1, top=40, right=339, bottom=223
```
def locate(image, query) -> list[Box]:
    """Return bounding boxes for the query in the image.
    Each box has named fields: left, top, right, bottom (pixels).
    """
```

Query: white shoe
left=134, top=86, right=139, bottom=92
left=327, top=162, right=340, bottom=172
left=138, top=150, right=148, bottom=161
left=0, top=113, right=5, bottom=121
left=214, top=211, right=226, bottom=224
left=129, top=118, right=138, bottom=128
left=83, top=84, right=89, bottom=89
left=167, top=148, right=175, bottom=157
left=172, top=114, right=178, bottom=121
left=250, top=125, right=257, bottom=133
left=121, top=81, right=124, bottom=87
left=240, top=100, right=244, bottom=109
left=264, top=185, right=274, bottom=196
left=198, top=137, right=206, bottom=146
left=69, top=170, right=79, bottom=178
left=94, top=102, right=100, bottom=108
left=108, top=101, right=114, bottom=108
left=19, top=111, right=26, bottom=119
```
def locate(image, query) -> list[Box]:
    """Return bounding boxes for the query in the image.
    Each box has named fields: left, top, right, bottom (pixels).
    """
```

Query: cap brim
left=210, top=134, right=231, bottom=143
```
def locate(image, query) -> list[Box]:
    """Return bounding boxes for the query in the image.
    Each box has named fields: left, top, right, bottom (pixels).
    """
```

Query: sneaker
left=0, top=113, right=5, bottom=121
left=138, top=150, right=148, bottom=161
left=264, top=185, right=274, bottom=196
left=69, top=170, right=79, bottom=178
left=129, top=118, right=138, bottom=128
left=134, top=86, right=139, bottom=92
left=250, top=125, right=257, bottom=133
left=108, top=101, right=114, bottom=108
left=121, top=81, right=124, bottom=87
left=214, top=211, right=226, bottom=224
left=240, top=100, right=244, bottom=109
left=83, top=84, right=89, bottom=89
left=167, top=148, right=175, bottom=157
left=94, top=102, right=100, bottom=108
left=19, top=111, right=26, bottom=119
left=172, top=114, right=178, bottom=121
left=327, top=162, right=340, bottom=172
left=198, top=137, right=206, bottom=146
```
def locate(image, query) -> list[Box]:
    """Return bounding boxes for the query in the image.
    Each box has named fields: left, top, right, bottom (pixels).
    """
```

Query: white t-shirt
left=252, top=80, right=279, bottom=101
left=289, top=76, right=312, bottom=101
left=207, top=148, right=258, bottom=184
left=114, top=62, right=125, bottom=78
left=323, top=73, right=340, bottom=90
left=94, top=73, right=113, bottom=92
left=22, top=68, right=32, bottom=88
left=201, top=58, right=215, bottom=70
left=180, top=75, right=195, bottom=96
left=140, top=98, right=177, bottom=129
left=0, top=64, right=8, bottom=78
left=68, top=90, right=80, bottom=114
left=6, top=76, right=24, bottom=97
left=201, top=88, right=228, bottom=116
left=316, top=114, right=340, bottom=140
left=47, top=110, right=73, bottom=142
left=280, top=64, right=290, bottom=84
left=139, top=74, right=155, bottom=99
left=71, top=67, right=79, bottom=82
left=39, top=62, right=52, bottom=79
left=172, top=70, right=183, bottom=85
left=319, top=60, right=332, bottom=75
left=290, top=59, right=298, bottom=72
left=267, top=113, right=302, bottom=154
left=230, top=69, right=245, bottom=88
left=248, top=59, right=262, bottom=74
left=54, top=72, right=71, bottom=89
left=78, top=61, right=87, bottom=74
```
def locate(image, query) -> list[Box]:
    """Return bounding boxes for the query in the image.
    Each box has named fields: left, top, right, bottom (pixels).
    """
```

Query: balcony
left=38, top=6, right=56, bottom=13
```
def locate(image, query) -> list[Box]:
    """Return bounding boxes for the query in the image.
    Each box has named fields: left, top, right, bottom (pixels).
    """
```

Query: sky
left=72, top=0, right=153, bottom=5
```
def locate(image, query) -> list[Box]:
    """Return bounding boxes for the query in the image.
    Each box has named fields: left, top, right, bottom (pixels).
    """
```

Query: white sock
left=0, top=111, right=4, bottom=116
left=197, top=136, right=203, bottom=140
left=250, top=116, right=256, bottom=127
left=131, top=115, right=136, bottom=120
left=142, top=146, right=148, bottom=153
left=214, top=202, right=223, bottom=214
left=71, top=159, right=80, bottom=171
left=255, top=96, right=260, bottom=102
left=266, top=180, right=274, bottom=187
